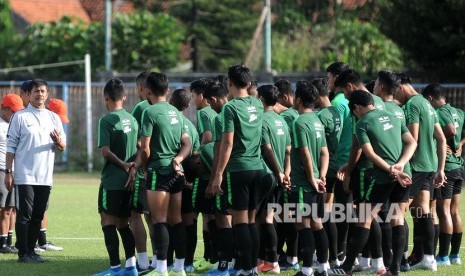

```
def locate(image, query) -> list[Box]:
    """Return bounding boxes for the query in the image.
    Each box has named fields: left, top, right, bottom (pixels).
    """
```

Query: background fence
left=0, top=81, right=464, bottom=171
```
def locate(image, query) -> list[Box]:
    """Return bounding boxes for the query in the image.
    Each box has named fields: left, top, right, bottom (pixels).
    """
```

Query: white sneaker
left=410, top=259, right=437, bottom=271
left=354, top=266, right=386, bottom=275
left=39, top=242, right=63, bottom=251
left=34, top=246, right=45, bottom=253
left=330, top=260, right=341, bottom=269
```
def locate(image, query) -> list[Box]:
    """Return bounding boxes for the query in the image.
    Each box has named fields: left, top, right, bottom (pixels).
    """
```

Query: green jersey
left=98, top=109, right=138, bottom=190
left=290, top=112, right=327, bottom=192
left=199, top=142, right=215, bottom=172
left=317, top=106, right=341, bottom=178
left=331, top=92, right=351, bottom=169
left=436, top=104, right=465, bottom=171
left=372, top=94, right=386, bottom=112
left=281, top=108, right=299, bottom=131
left=262, top=110, right=291, bottom=172
left=184, top=115, right=200, bottom=154
left=355, top=109, right=410, bottom=184
left=404, top=95, right=438, bottom=172
left=131, top=100, right=151, bottom=178
left=222, top=96, right=264, bottom=172
left=213, top=114, right=222, bottom=142
left=384, top=101, right=406, bottom=125
left=196, top=105, right=217, bottom=139
left=141, top=101, right=185, bottom=174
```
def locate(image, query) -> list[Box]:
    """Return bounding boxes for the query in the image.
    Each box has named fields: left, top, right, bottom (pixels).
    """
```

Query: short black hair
left=20, top=80, right=32, bottom=93
left=29, top=79, right=48, bottom=93
left=103, top=78, right=125, bottom=101
left=311, top=78, right=329, bottom=97
left=422, top=83, right=445, bottom=100
left=204, top=81, right=228, bottom=100
left=348, top=90, right=374, bottom=113
left=190, top=78, right=213, bottom=95
left=377, top=71, right=400, bottom=95
left=170, top=88, right=191, bottom=111
left=135, top=71, right=150, bottom=86
left=228, top=64, right=255, bottom=89
left=257, top=85, right=279, bottom=106
left=215, top=74, right=229, bottom=88
left=365, top=80, right=376, bottom=94
left=396, top=72, right=412, bottom=85
left=146, top=72, right=169, bottom=96
left=274, top=79, right=294, bottom=96
left=295, top=80, right=318, bottom=108
left=333, top=69, right=362, bottom=89
left=326, top=62, right=350, bottom=76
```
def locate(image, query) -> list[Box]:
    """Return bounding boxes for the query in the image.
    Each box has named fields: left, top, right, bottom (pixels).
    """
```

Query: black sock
left=450, top=232, right=462, bottom=255
left=433, top=224, right=440, bottom=256
left=0, top=235, right=6, bottom=247
left=118, top=225, right=135, bottom=260
left=262, top=223, right=278, bottom=262
left=167, top=225, right=174, bottom=266
left=368, top=220, right=382, bottom=259
left=276, top=222, right=286, bottom=257
left=342, top=226, right=370, bottom=272
left=438, top=233, right=452, bottom=257
left=208, top=220, right=218, bottom=263
left=324, top=221, right=338, bottom=261
left=286, top=223, right=298, bottom=258
left=7, top=230, right=13, bottom=246
left=217, top=228, right=233, bottom=271
left=234, top=223, right=252, bottom=270
left=249, top=223, right=259, bottom=268
left=102, top=225, right=120, bottom=266
left=38, top=228, right=47, bottom=246
left=380, top=222, right=392, bottom=267
left=203, top=230, right=211, bottom=261
left=313, top=228, right=329, bottom=264
left=420, top=214, right=435, bottom=256
left=298, top=228, right=315, bottom=268
left=153, top=223, right=169, bottom=260
left=390, top=225, right=406, bottom=274
left=185, top=221, right=197, bottom=266
left=171, top=222, right=187, bottom=259
left=336, top=221, right=349, bottom=260
left=403, top=219, right=409, bottom=253
left=412, top=218, right=423, bottom=259
left=361, top=244, right=371, bottom=258
left=259, top=224, right=267, bottom=260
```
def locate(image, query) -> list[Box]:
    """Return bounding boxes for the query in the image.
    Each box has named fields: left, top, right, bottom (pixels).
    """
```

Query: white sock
left=173, top=258, right=185, bottom=272
left=317, top=262, right=328, bottom=273
left=126, top=256, right=136, bottom=268
left=424, top=254, right=434, bottom=262
left=111, top=264, right=121, bottom=270
left=156, top=259, right=167, bottom=273
left=301, top=266, right=313, bottom=276
left=287, top=256, right=298, bottom=265
left=359, top=257, right=371, bottom=267
left=272, top=261, right=278, bottom=266
left=230, top=258, right=236, bottom=267
left=404, top=251, right=409, bottom=259
left=371, top=257, right=384, bottom=270
left=137, top=252, right=150, bottom=269
left=151, top=256, right=157, bottom=268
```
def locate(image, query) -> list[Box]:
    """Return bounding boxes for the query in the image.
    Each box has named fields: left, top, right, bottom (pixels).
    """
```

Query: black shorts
left=215, top=177, right=230, bottom=215
left=192, top=178, right=215, bottom=214
left=285, top=188, right=324, bottom=218
left=325, top=177, right=338, bottom=194
left=146, top=171, right=184, bottom=194
left=436, top=168, right=464, bottom=199
left=0, top=172, right=15, bottom=208
left=351, top=167, right=371, bottom=203
left=256, top=173, right=276, bottom=218
left=226, top=170, right=265, bottom=211
left=453, top=167, right=464, bottom=195
left=181, top=183, right=194, bottom=214
left=409, top=171, right=434, bottom=199
left=131, top=177, right=148, bottom=214
left=364, top=180, right=410, bottom=204
left=98, top=186, right=132, bottom=218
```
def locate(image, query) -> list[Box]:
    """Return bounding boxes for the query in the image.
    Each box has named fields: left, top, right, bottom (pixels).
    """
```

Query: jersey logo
left=316, top=131, right=321, bottom=138
left=378, top=116, right=390, bottom=123
left=275, top=120, right=283, bottom=127
left=383, top=123, right=393, bottom=131
left=122, top=119, right=132, bottom=133
left=277, top=128, right=284, bottom=135
left=249, top=114, right=258, bottom=122
left=168, top=110, right=177, bottom=117
left=123, top=126, right=132, bottom=133
left=247, top=106, right=257, bottom=113
left=171, top=117, right=179, bottom=125
left=395, top=111, right=404, bottom=119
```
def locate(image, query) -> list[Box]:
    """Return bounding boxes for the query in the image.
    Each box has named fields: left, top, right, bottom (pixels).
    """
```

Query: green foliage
left=376, top=0, right=465, bottom=81
left=0, top=0, right=14, bottom=68
left=0, top=0, right=12, bottom=34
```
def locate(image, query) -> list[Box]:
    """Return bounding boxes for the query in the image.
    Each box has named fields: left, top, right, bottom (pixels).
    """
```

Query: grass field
left=0, top=173, right=463, bottom=276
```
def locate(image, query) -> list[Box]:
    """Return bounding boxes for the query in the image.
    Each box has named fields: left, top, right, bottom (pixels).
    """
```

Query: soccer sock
left=234, top=223, right=252, bottom=270
left=138, top=252, right=150, bottom=269
left=153, top=223, right=169, bottom=261
left=38, top=228, right=47, bottom=246
left=438, top=233, right=452, bottom=257
left=401, top=219, right=409, bottom=265
left=313, top=228, right=329, bottom=265
left=174, top=258, right=185, bottom=272
left=412, top=218, right=423, bottom=259
left=7, top=230, right=13, bottom=246
left=185, top=221, right=197, bottom=266
left=117, top=225, right=136, bottom=261
left=450, top=232, right=462, bottom=255
left=298, top=228, right=315, bottom=268
left=336, top=220, right=349, bottom=260
left=249, top=223, right=259, bottom=268
left=262, top=223, right=278, bottom=262
left=391, top=225, right=406, bottom=273
left=420, top=214, right=435, bottom=256
left=324, top=221, right=338, bottom=261
left=0, top=235, right=6, bottom=247
left=276, top=222, right=286, bottom=257
left=368, top=220, right=383, bottom=260
left=259, top=224, right=267, bottom=260
left=433, top=224, right=440, bottom=256
left=151, top=255, right=157, bottom=268
left=102, top=225, right=120, bottom=267
left=341, top=226, right=370, bottom=272
left=207, top=220, right=218, bottom=263
left=156, top=259, right=168, bottom=273
left=286, top=223, right=298, bottom=259
left=203, top=230, right=211, bottom=261
left=171, top=222, right=187, bottom=259
left=380, top=222, right=392, bottom=267
left=217, top=228, right=233, bottom=271
left=167, top=224, right=174, bottom=266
